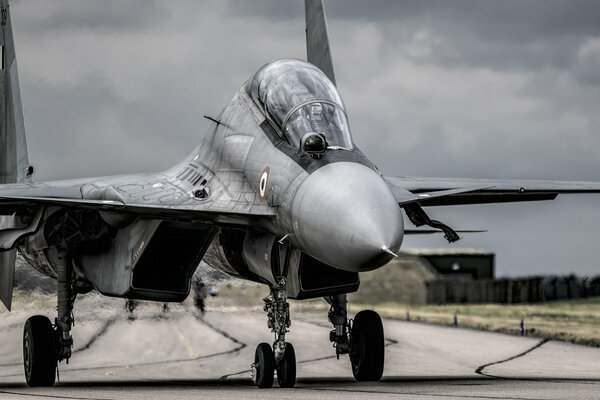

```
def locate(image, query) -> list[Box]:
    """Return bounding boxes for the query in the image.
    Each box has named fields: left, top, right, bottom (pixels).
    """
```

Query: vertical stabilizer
left=0, top=0, right=30, bottom=184
left=0, top=0, right=29, bottom=311
left=305, top=0, right=336, bottom=85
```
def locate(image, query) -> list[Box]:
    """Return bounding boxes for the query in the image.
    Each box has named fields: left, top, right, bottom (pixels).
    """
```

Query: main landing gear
left=252, top=277, right=296, bottom=388
left=328, top=294, right=385, bottom=381
left=23, top=250, right=75, bottom=387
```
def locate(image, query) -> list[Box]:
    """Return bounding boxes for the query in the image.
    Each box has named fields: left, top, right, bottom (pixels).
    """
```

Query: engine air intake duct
left=79, top=220, right=216, bottom=302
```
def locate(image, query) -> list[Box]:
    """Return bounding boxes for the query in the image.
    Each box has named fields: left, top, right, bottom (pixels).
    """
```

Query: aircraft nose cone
left=291, top=162, right=403, bottom=272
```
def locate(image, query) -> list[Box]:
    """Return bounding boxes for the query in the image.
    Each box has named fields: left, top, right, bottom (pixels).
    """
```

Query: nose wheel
left=252, top=277, right=297, bottom=388
left=276, top=342, right=296, bottom=388
left=252, top=341, right=296, bottom=389
left=253, top=343, right=274, bottom=388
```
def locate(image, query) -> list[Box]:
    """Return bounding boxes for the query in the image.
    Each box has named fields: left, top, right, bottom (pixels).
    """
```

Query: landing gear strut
left=23, top=249, right=75, bottom=387
left=55, top=250, right=74, bottom=362
left=252, top=276, right=296, bottom=388
left=328, top=295, right=385, bottom=381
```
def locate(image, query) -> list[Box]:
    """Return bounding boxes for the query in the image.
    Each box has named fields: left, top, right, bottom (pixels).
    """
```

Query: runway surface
left=0, top=295, right=598, bottom=399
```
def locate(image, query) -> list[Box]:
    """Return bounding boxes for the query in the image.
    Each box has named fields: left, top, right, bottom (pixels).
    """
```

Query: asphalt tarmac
left=0, top=295, right=598, bottom=399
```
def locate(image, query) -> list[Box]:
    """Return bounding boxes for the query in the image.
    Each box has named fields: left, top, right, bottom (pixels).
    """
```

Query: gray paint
left=305, top=0, right=336, bottom=85
left=0, top=0, right=598, bottom=310
left=0, top=0, right=30, bottom=310
left=291, top=162, right=403, bottom=271
left=79, top=219, right=161, bottom=297
left=0, top=0, right=29, bottom=185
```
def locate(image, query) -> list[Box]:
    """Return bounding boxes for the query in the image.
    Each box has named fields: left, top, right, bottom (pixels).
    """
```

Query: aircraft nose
left=291, top=162, right=403, bottom=272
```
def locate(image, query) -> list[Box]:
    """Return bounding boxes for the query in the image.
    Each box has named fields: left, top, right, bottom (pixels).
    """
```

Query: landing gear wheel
left=23, top=316, right=57, bottom=387
left=276, top=342, right=296, bottom=388
left=254, top=343, right=274, bottom=388
left=350, top=310, right=384, bottom=381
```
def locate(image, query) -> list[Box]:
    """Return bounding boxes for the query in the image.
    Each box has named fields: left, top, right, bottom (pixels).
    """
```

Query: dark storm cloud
left=232, top=0, right=600, bottom=72
left=230, top=0, right=600, bottom=37
left=8, top=1, right=600, bottom=276
left=326, top=0, right=600, bottom=36
left=24, top=75, right=186, bottom=179
left=17, top=0, right=169, bottom=33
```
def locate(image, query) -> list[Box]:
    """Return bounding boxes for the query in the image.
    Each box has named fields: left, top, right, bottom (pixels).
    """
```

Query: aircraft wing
left=0, top=175, right=276, bottom=225
left=385, top=176, right=600, bottom=206
left=0, top=194, right=274, bottom=225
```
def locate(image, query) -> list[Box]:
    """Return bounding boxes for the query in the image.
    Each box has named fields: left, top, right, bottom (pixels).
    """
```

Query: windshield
left=248, top=59, right=353, bottom=149
left=284, top=102, right=352, bottom=148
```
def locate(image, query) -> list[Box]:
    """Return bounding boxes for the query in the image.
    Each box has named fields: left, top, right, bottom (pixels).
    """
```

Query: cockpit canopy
left=247, top=59, right=353, bottom=149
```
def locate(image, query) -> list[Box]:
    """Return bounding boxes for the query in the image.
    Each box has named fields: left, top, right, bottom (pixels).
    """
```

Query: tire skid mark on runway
left=219, top=369, right=251, bottom=380
left=196, top=313, right=246, bottom=349
left=59, top=312, right=249, bottom=382
left=0, top=342, right=247, bottom=380
left=475, top=339, right=549, bottom=378
left=0, top=388, right=116, bottom=400
left=0, top=317, right=120, bottom=369
left=74, top=317, right=118, bottom=353
left=0, top=314, right=144, bottom=373
left=0, top=311, right=248, bottom=380
left=302, top=386, right=545, bottom=400
left=69, top=313, right=247, bottom=372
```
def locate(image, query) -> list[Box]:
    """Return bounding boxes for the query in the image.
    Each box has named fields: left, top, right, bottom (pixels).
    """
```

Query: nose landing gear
left=251, top=288, right=385, bottom=388
left=251, top=277, right=297, bottom=388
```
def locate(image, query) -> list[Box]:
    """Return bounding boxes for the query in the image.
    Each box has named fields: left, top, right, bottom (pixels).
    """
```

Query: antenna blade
left=305, top=0, right=336, bottom=85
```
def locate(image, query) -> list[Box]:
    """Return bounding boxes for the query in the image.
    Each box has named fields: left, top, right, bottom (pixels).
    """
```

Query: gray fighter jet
left=0, top=0, right=598, bottom=389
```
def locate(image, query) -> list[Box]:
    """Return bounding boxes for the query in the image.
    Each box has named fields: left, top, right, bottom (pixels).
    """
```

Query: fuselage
left=6, top=59, right=403, bottom=288
left=197, top=59, right=404, bottom=273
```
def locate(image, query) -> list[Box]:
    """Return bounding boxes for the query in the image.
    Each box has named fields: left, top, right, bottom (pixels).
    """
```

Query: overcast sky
left=9, top=0, right=600, bottom=277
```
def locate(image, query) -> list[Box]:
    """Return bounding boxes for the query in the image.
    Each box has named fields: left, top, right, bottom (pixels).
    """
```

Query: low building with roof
left=400, top=248, right=495, bottom=281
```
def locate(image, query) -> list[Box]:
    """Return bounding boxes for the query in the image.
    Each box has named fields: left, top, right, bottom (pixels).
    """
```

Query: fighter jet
left=0, top=0, right=598, bottom=389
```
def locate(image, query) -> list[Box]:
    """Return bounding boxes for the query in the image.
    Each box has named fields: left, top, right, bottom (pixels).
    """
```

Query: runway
left=0, top=295, right=598, bottom=399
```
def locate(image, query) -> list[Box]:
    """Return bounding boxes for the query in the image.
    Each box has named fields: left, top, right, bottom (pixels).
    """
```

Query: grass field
left=7, top=273, right=600, bottom=348
left=208, top=282, right=600, bottom=347
left=351, top=298, right=600, bottom=347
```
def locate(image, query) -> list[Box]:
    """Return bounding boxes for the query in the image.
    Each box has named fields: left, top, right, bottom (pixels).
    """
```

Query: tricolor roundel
left=259, top=166, right=270, bottom=202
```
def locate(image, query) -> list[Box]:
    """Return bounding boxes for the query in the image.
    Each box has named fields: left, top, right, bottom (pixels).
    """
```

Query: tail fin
left=0, top=0, right=31, bottom=184
left=305, top=0, right=336, bottom=85
left=0, top=0, right=30, bottom=311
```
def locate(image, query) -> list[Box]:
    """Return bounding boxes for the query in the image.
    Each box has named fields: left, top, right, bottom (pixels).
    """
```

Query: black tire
left=23, top=315, right=57, bottom=387
left=276, top=342, right=296, bottom=388
left=350, top=310, right=384, bottom=381
left=254, top=343, right=274, bottom=388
